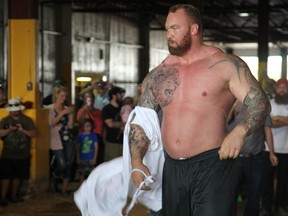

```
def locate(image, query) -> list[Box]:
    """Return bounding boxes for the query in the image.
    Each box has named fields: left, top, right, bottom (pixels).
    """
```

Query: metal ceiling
left=43, top=0, right=288, bottom=45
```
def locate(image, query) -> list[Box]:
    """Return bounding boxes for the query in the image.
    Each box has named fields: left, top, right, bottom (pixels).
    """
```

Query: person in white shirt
left=262, top=78, right=288, bottom=216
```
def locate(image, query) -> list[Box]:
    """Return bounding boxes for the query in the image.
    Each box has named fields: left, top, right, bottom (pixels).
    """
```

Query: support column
left=281, top=48, right=287, bottom=78
left=139, top=13, right=150, bottom=83
left=258, top=0, right=269, bottom=85
left=6, top=0, right=49, bottom=182
left=0, top=0, right=8, bottom=88
left=55, top=4, right=72, bottom=104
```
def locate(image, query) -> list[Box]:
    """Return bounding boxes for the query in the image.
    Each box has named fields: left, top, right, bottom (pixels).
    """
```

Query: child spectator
left=120, top=96, right=134, bottom=123
left=76, top=118, right=98, bottom=182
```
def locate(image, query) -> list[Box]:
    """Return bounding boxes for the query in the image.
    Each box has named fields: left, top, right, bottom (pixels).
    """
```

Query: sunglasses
left=8, top=103, right=20, bottom=107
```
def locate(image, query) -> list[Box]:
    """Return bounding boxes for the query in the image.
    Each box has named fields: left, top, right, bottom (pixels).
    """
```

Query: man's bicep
left=229, top=60, right=263, bottom=104
left=137, top=75, right=160, bottom=111
left=229, top=58, right=270, bottom=131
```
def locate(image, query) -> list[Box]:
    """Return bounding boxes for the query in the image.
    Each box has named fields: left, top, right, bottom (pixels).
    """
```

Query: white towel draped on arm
left=74, top=106, right=164, bottom=216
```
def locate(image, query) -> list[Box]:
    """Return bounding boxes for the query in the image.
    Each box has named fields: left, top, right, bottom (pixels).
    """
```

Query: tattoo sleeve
left=138, top=64, right=180, bottom=110
left=221, top=54, right=271, bottom=135
left=129, top=124, right=150, bottom=165
left=242, top=87, right=271, bottom=135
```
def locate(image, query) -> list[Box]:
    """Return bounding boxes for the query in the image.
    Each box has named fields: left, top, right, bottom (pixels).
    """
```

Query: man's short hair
left=169, top=4, right=202, bottom=35
left=108, top=87, right=125, bottom=100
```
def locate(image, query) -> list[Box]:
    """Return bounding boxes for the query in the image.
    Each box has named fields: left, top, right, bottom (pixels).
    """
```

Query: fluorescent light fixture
left=102, top=75, right=108, bottom=82
left=239, top=12, right=249, bottom=17
left=76, top=76, right=92, bottom=82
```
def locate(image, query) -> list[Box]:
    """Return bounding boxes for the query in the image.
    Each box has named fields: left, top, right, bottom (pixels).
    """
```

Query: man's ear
left=191, top=23, right=199, bottom=35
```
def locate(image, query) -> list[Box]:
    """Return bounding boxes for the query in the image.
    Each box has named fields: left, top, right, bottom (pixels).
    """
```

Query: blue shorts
left=162, top=148, right=237, bottom=216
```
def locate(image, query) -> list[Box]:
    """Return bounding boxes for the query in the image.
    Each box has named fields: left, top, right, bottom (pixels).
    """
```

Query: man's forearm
left=272, top=116, right=288, bottom=127
left=129, top=124, right=150, bottom=166
left=0, top=128, right=12, bottom=137
left=264, top=126, right=275, bottom=154
left=242, top=87, right=271, bottom=134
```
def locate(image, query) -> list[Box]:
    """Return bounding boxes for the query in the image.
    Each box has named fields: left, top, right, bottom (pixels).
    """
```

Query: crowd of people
left=47, top=80, right=136, bottom=197
left=0, top=79, right=137, bottom=206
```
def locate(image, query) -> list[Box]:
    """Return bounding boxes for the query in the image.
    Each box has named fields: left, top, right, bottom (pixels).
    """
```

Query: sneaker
left=0, top=198, right=8, bottom=206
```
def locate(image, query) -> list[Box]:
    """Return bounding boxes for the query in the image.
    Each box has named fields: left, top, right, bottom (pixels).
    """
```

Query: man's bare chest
left=150, top=65, right=228, bottom=107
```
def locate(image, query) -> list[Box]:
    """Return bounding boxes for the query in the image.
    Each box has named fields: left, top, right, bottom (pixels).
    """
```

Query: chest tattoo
left=139, top=66, right=180, bottom=109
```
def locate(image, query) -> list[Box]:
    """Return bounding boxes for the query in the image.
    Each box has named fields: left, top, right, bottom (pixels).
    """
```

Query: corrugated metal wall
left=150, top=30, right=168, bottom=70
left=39, top=5, right=57, bottom=98
left=40, top=4, right=169, bottom=98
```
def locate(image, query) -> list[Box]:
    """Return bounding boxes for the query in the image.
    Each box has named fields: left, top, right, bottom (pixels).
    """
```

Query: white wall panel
left=109, top=45, right=138, bottom=83
left=149, top=31, right=168, bottom=71
left=72, top=13, right=108, bottom=73
left=40, top=5, right=57, bottom=97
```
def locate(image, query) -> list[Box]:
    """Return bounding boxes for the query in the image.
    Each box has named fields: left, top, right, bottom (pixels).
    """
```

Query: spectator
left=262, top=78, right=288, bottom=216
left=120, top=96, right=134, bottom=123
left=228, top=100, right=277, bottom=216
left=76, top=118, right=98, bottom=183
left=102, top=86, right=125, bottom=161
left=79, top=80, right=110, bottom=110
left=76, top=92, right=104, bottom=165
left=42, top=79, right=64, bottom=108
left=0, top=97, right=36, bottom=206
left=49, top=86, right=75, bottom=196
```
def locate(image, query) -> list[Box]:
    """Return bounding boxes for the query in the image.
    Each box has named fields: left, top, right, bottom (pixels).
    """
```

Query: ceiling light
left=76, top=77, right=92, bottom=82
left=239, top=12, right=249, bottom=17
left=102, top=75, right=108, bottom=82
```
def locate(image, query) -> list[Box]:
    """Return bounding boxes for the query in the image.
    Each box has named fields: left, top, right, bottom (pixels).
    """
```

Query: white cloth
left=265, top=99, right=288, bottom=153
left=74, top=106, right=164, bottom=215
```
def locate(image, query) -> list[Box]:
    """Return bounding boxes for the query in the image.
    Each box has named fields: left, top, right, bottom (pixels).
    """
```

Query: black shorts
left=0, top=157, right=30, bottom=180
left=162, top=148, right=237, bottom=216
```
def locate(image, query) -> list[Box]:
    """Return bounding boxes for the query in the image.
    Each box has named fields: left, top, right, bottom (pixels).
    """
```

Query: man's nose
left=166, top=29, right=173, bottom=39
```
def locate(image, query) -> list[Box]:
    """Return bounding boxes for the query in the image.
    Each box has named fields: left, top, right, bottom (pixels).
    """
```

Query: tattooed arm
left=129, top=66, right=174, bottom=190
left=129, top=124, right=152, bottom=189
left=219, top=54, right=271, bottom=160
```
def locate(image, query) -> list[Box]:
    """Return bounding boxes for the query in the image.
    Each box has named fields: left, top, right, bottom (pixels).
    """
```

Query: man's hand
left=9, top=124, right=18, bottom=131
left=131, top=162, right=153, bottom=190
left=269, top=153, right=278, bottom=166
left=219, top=125, right=245, bottom=160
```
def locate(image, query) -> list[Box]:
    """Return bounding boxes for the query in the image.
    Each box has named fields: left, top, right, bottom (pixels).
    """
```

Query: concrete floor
left=0, top=181, right=150, bottom=216
left=0, top=181, right=245, bottom=216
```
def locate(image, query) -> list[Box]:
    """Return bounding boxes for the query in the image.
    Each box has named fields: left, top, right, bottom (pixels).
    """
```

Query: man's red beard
left=274, top=94, right=288, bottom=104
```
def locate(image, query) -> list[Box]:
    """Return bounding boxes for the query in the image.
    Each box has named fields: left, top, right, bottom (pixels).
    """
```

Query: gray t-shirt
left=228, top=104, right=272, bottom=155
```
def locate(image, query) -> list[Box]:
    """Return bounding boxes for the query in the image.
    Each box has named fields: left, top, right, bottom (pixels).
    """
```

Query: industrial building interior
left=0, top=0, right=288, bottom=101
left=0, top=0, right=288, bottom=215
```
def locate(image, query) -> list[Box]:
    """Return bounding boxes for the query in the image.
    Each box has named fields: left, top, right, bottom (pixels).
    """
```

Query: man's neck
left=110, top=100, right=119, bottom=108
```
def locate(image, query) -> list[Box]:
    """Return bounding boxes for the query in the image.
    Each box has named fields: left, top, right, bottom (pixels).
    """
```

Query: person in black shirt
left=102, top=86, right=125, bottom=161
